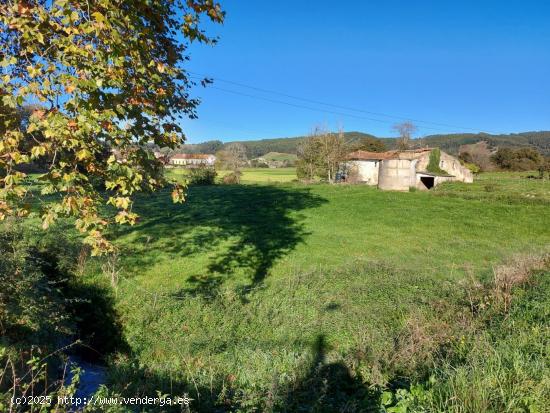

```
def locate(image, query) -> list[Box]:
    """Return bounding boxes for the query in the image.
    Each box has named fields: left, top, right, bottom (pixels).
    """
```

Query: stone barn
left=344, top=148, right=473, bottom=191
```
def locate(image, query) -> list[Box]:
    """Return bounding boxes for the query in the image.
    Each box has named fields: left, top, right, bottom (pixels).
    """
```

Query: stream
left=65, top=356, right=107, bottom=411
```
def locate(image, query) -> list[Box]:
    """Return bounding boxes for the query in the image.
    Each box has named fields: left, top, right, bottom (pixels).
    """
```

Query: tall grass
left=94, top=253, right=550, bottom=412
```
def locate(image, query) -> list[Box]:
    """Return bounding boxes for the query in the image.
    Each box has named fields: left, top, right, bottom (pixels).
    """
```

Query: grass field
left=72, top=170, right=550, bottom=411
left=167, top=167, right=297, bottom=184
left=434, top=171, right=550, bottom=203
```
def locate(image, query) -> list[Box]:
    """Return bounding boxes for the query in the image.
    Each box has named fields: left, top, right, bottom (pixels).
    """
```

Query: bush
left=0, top=222, right=73, bottom=347
left=462, top=162, right=480, bottom=174
left=426, top=148, right=449, bottom=175
left=250, top=159, right=269, bottom=168
left=492, top=147, right=544, bottom=171
left=222, top=171, right=242, bottom=184
left=187, top=166, right=217, bottom=185
left=0, top=222, right=80, bottom=411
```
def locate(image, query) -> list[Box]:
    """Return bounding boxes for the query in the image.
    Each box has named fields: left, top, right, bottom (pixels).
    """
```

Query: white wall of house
left=170, top=156, right=215, bottom=167
left=347, top=160, right=380, bottom=185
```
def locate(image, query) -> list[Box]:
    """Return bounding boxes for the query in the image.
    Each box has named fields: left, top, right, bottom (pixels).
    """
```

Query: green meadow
left=72, top=169, right=550, bottom=411
left=166, top=167, right=297, bottom=184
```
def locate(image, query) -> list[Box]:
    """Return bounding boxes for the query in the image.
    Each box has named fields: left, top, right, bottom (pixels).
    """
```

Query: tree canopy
left=352, top=136, right=387, bottom=153
left=0, top=0, right=224, bottom=254
left=491, top=147, right=544, bottom=171
left=296, top=128, right=347, bottom=182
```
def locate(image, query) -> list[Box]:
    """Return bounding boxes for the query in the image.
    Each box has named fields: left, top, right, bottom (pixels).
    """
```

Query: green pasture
left=166, top=167, right=297, bottom=184
left=72, top=169, right=550, bottom=410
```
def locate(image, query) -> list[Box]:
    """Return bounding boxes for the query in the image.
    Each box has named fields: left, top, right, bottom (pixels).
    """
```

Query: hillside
left=257, top=152, right=298, bottom=162
left=419, top=131, right=550, bottom=155
left=219, top=131, right=550, bottom=157
left=232, top=132, right=381, bottom=158
left=176, top=132, right=379, bottom=158
left=173, top=131, right=550, bottom=158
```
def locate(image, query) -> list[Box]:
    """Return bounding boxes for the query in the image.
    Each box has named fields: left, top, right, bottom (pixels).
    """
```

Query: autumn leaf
left=91, top=11, right=105, bottom=24
left=76, top=149, right=92, bottom=160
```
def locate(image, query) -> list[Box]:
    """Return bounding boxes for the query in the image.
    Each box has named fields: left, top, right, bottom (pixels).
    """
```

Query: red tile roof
left=346, top=150, right=396, bottom=160
left=346, top=148, right=433, bottom=161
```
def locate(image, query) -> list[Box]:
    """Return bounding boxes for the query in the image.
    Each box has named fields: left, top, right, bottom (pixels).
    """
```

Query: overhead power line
left=188, top=71, right=498, bottom=135
left=196, top=83, right=462, bottom=134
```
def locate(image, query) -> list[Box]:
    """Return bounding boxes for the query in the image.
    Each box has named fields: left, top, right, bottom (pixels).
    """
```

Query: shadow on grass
left=281, top=334, right=380, bottom=412
left=65, top=282, right=129, bottom=362
left=115, top=184, right=327, bottom=296
left=105, top=333, right=380, bottom=412
left=30, top=231, right=129, bottom=362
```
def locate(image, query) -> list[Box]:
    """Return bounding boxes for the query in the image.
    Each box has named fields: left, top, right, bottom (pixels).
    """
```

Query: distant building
left=343, top=148, right=473, bottom=190
left=169, top=153, right=216, bottom=167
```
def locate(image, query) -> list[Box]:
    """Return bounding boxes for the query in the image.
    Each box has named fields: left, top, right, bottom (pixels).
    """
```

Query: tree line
left=177, top=131, right=550, bottom=159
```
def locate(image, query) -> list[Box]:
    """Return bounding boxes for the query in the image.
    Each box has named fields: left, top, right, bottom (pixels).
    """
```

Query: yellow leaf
left=76, top=149, right=92, bottom=160
left=114, top=197, right=130, bottom=209
left=31, top=146, right=46, bottom=159
left=92, top=11, right=105, bottom=23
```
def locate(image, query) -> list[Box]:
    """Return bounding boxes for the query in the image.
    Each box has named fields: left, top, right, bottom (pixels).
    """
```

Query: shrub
left=462, top=162, right=480, bottom=174
left=342, top=165, right=360, bottom=184
left=0, top=222, right=73, bottom=347
left=187, top=166, right=217, bottom=185
left=426, top=148, right=448, bottom=175
left=296, top=159, right=312, bottom=180
left=223, top=171, right=242, bottom=184
left=0, top=222, right=80, bottom=410
left=249, top=159, right=269, bottom=168
left=458, top=141, right=495, bottom=172
left=491, top=147, right=544, bottom=171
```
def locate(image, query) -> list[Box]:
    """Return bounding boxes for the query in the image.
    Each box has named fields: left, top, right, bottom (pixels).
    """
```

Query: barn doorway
left=420, top=176, right=435, bottom=190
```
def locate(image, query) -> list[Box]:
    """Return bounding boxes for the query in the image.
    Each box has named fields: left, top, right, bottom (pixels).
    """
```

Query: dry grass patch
left=492, top=252, right=549, bottom=313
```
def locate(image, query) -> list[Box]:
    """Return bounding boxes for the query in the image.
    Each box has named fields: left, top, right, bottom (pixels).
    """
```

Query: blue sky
left=182, top=0, right=550, bottom=143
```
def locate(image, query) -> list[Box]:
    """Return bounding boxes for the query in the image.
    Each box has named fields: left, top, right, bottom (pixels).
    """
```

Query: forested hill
left=181, top=131, right=550, bottom=157
left=419, top=131, right=550, bottom=156
left=179, top=132, right=378, bottom=158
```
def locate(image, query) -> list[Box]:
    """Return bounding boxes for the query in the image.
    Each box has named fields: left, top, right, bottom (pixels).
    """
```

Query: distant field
left=81, top=170, right=550, bottom=410
left=259, top=151, right=298, bottom=162
left=166, top=166, right=297, bottom=183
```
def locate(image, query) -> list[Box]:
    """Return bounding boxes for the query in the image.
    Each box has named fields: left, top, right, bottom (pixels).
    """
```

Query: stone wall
left=378, top=159, right=417, bottom=191
left=415, top=150, right=473, bottom=183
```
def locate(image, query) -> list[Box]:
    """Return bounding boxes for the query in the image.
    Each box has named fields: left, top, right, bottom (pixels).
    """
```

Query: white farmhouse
left=170, top=154, right=216, bottom=167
